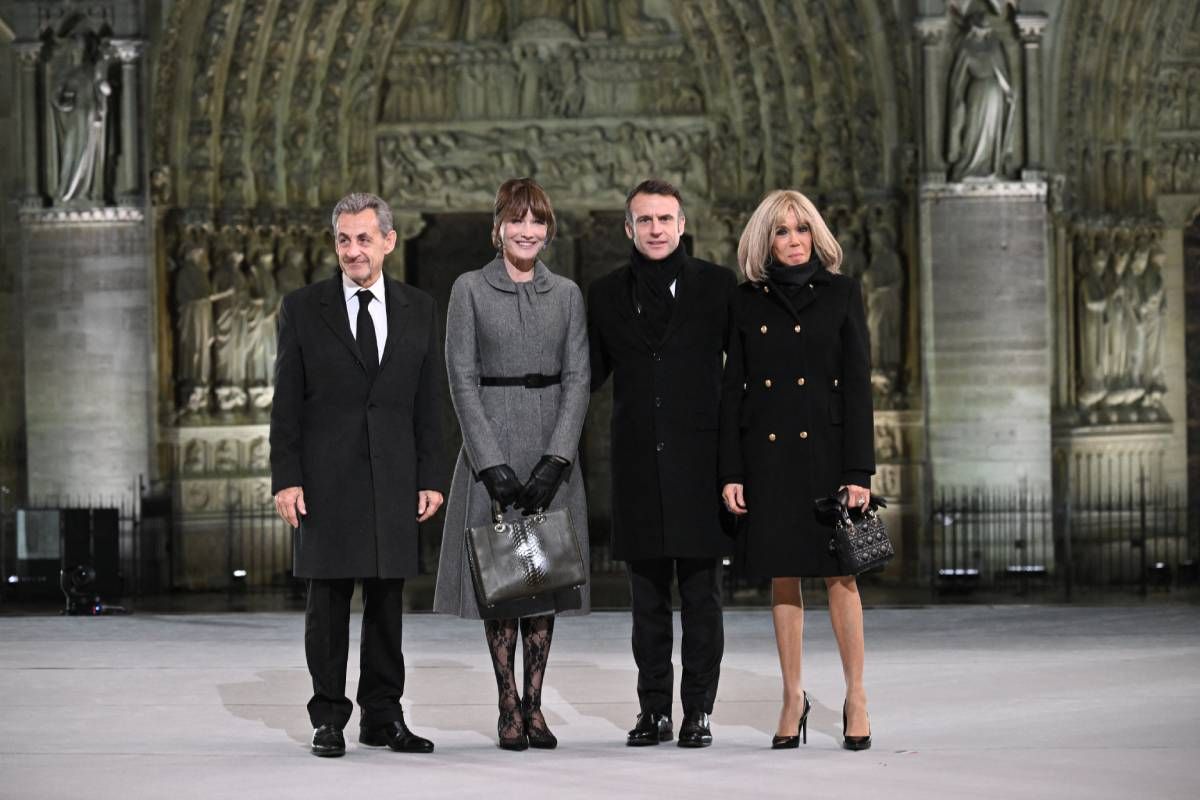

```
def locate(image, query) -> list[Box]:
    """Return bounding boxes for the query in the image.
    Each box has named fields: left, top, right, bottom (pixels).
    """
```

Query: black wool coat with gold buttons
left=718, top=268, right=875, bottom=578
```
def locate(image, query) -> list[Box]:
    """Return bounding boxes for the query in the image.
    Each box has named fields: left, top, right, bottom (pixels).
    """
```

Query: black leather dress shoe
left=677, top=710, right=713, bottom=748
left=626, top=712, right=672, bottom=746
left=359, top=714, right=435, bottom=753
left=311, top=724, right=345, bottom=757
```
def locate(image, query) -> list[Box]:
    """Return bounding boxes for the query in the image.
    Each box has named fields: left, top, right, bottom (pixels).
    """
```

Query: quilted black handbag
left=817, top=490, right=894, bottom=575
left=466, top=502, right=587, bottom=608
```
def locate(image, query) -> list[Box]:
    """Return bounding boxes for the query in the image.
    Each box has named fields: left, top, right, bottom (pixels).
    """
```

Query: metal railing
left=932, top=473, right=1196, bottom=599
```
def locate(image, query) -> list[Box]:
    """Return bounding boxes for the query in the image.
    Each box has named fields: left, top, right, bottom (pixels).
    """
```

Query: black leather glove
left=479, top=464, right=522, bottom=510
left=517, top=455, right=571, bottom=514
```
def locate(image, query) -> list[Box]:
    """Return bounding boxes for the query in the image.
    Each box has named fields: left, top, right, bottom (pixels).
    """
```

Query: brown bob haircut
left=491, top=178, right=557, bottom=249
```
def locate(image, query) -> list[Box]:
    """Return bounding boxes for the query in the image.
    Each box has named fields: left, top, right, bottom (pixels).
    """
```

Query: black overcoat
left=270, top=274, right=446, bottom=579
left=588, top=255, right=737, bottom=561
left=718, top=269, right=875, bottom=578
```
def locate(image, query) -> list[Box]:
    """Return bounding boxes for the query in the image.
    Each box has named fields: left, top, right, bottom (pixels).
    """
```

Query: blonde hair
left=737, top=190, right=843, bottom=283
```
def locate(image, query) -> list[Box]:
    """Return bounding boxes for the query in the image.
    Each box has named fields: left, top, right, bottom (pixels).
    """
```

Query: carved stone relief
left=377, top=120, right=709, bottom=209
left=1072, top=224, right=1168, bottom=424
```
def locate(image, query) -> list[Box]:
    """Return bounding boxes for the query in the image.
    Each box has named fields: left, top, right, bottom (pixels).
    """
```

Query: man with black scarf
left=587, top=180, right=737, bottom=748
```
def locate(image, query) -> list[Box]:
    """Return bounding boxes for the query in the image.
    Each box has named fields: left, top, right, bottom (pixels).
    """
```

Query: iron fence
left=932, top=473, right=1196, bottom=599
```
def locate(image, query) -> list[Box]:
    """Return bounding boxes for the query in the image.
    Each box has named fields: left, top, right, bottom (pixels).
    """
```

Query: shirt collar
left=343, top=273, right=386, bottom=307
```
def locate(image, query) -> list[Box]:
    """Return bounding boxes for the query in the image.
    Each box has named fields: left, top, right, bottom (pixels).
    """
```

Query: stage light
left=6, top=575, right=17, bottom=584
left=232, top=569, right=247, bottom=578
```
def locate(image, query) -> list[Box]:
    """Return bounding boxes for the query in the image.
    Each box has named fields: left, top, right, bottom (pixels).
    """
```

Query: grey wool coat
left=433, top=258, right=591, bottom=620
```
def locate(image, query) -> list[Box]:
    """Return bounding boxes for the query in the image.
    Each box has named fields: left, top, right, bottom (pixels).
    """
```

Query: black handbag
left=466, top=502, right=587, bottom=608
left=817, top=490, right=894, bottom=575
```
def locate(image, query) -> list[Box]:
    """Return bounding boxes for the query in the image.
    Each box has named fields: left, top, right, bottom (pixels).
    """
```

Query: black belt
left=479, top=373, right=562, bottom=389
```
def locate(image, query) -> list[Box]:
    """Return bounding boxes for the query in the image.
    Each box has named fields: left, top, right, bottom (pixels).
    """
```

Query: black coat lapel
left=378, top=276, right=410, bottom=374
left=657, top=258, right=700, bottom=346
left=616, top=266, right=655, bottom=351
left=318, top=277, right=362, bottom=362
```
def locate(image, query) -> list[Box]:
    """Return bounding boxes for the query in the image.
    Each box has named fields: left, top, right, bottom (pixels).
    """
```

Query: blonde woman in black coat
left=719, top=190, right=876, bottom=751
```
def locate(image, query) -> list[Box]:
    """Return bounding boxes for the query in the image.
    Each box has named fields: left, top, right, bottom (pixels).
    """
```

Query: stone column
left=914, top=17, right=949, bottom=182
left=1016, top=14, right=1049, bottom=180
left=919, top=182, right=1052, bottom=491
left=110, top=39, right=147, bottom=205
left=15, top=42, right=44, bottom=208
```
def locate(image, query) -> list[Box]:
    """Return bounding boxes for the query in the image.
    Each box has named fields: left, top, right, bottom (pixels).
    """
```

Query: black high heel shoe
left=497, top=706, right=529, bottom=751
left=771, top=691, right=811, bottom=749
left=523, top=698, right=558, bottom=750
left=842, top=701, right=872, bottom=751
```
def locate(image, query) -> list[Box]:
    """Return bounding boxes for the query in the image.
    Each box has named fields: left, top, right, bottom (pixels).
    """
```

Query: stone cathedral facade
left=0, top=0, right=1198, bottom=589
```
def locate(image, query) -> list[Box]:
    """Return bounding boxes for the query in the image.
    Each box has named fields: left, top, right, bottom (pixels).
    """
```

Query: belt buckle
left=523, top=373, right=541, bottom=389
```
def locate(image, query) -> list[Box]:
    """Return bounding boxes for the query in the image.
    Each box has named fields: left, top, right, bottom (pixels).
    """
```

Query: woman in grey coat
left=434, top=178, right=590, bottom=751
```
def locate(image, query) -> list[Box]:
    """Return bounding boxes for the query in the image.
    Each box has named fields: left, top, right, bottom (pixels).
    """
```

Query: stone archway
left=149, top=0, right=917, bottom=588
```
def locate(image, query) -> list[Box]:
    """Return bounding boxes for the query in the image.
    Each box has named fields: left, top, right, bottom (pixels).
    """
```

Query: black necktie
left=356, top=289, right=379, bottom=382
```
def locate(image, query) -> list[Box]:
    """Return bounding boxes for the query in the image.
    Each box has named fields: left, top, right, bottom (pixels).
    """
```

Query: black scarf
left=766, top=254, right=821, bottom=290
left=630, top=244, right=686, bottom=344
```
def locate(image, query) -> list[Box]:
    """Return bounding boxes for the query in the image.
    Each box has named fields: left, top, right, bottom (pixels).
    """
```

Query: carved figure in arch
left=173, top=245, right=224, bottom=415
left=183, top=440, right=205, bottom=475
left=275, top=245, right=308, bottom=297
left=614, top=0, right=672, bottom=38
left=1102, top=236, right=1133, bottom=406
left=211, top=234, right=250, bottom=411
left=244, top=250, right=279, bottom=407
left=48, top=26, right=113, bottom=204
left=862, top=225, right=904, bottom=395
left=1076, top=240, right=1108, bottom=411
left=1137, top=244, right=1167, bottom=408
left=945, top=12, right=1015, bottom=182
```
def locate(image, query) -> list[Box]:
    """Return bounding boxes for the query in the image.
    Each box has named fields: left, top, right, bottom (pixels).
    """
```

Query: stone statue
left=49, top=28, right=113, bottom=204
left=863, top=225, right=904, bottom=395
left=1076, top=241, right=1108, bottom=411
left=211, top=235, right=250, bottom=411
left=945, top=12, right=1015, bottom=181
left=173, top=246, right=225, bottom=414
left=244, top=250, right=279, bottom=408
left=1137, top=244, right=1167, bottom=408
left=275, top=245, right=309, bottom=297
left=839, top=228, right=867, bottom=280
left=1102, top=237, right=1133, bottom=406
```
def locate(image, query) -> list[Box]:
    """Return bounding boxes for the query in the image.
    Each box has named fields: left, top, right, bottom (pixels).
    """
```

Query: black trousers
left=627, top=557, right=724, bottom=717
left=304, top=577, right=406, bottom=730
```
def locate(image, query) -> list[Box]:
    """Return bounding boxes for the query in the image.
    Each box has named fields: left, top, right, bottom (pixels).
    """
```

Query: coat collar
left=318, top=273, right=410, bottom=383
left=758, top=267, right=833, bottom=321
left=617, top=254, right=701, bottom=348
left=482, top=256, right=554, bottom=293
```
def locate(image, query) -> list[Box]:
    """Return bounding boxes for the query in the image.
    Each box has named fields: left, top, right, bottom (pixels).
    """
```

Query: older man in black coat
left=588, top=180, right=736, bottom=748
left=271, top=193, right=445, bottom=757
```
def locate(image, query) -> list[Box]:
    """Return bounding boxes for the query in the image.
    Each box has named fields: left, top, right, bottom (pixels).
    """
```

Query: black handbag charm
left=467, top=502, right=587, bottom=608
left=818, top=490, right=894, bottom=575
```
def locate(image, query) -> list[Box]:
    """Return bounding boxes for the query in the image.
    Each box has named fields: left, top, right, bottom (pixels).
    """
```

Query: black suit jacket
left=588, top=254, right=737, bottom=561
left=270, top=274, right=446, bottom=579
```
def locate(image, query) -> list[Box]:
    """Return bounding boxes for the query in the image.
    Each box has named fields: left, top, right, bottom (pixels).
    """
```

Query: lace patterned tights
left=484, top=614, right=555, bottom=739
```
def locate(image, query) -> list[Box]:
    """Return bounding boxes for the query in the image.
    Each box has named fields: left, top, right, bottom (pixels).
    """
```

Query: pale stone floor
left=0, top=605, right=1197, bottom=800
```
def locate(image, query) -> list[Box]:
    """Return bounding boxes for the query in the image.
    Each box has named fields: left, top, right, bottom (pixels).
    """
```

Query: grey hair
left=331, top=192, right=394, bottom=236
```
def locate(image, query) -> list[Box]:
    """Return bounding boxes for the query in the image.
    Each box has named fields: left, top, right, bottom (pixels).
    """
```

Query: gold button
left=760, top=325, right=768, bottom=334
left=763, top=286, right=770, bottom=293
left=833, top=378, right=840, bottom=387
left=764, top=379, right=772, bottom=388
left=768, top=433, right=776, bottom=442
left=797, top=377, right=806, bottom=386
left=794, top=324, right=801, bottom=333
left=799, top=431, right=808, bottom=439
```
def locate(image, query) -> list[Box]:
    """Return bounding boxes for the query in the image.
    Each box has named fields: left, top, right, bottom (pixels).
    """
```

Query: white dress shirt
left=343, top=274, right=387, bottom=362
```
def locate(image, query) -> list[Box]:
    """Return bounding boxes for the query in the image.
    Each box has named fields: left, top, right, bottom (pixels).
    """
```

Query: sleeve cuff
left=841, top=471, right=872, bottom=490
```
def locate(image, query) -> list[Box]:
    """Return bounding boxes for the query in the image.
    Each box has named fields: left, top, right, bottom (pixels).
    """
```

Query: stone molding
left=18, top=206, right=146, bottom=225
